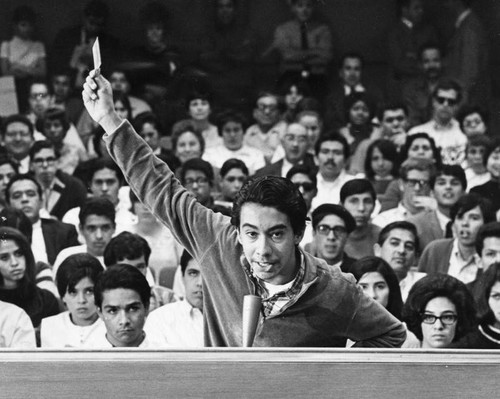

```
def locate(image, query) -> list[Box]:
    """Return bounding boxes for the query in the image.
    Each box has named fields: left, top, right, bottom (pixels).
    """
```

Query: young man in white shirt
left=145, top=250, right=203, bottom=348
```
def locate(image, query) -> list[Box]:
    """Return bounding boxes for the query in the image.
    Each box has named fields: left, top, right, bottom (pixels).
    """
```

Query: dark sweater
left=450, top=324, right=500, bottom=349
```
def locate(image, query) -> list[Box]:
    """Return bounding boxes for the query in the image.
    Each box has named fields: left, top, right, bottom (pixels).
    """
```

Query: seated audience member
left=185, top=91, right=221, bottom=150
left=380, top=132, right=442, bottom=211
left=373, top=158, right=436, bottom=228
left=109, top=69, right=151, bottom=118
left=407, top=164, right=466, bottom=252
left=103, top=232, right=175, bottom=311
left=170, top=120, right=205, bottom=166
left=296, top=109, right=322, bottom=152
left=350, top=256, right=403, bottom=320
left=452, top=262, right=500, bottom=349
left=307, top=204, right=357, bottom=273
left=349, top=104, right=408, bottom=175
left=41, top=253, right=104, bottom=348
left=310, top=132, right=356, bottom=211
left=62, top=158, right=134, bottom=236
left=457, top=105, right=488, bottom=137
left=408, top=78, right=467, bottom=165
left=338, top=92, right=379, bottom=155
left=278, top=76, right=310, bottom=124
left=418, top=193, right=495, bottom=284
left=0, top=156, right=18, bottom=206
left=128, top=190, right=183, bottom=281
left=374, top=221, right=424, bottom=301
left=53, top=198, right=116, bottom=275
left=36, top=108, right=88, bottom=174
left=324, top=52, right=383, bottom=130
left=145, top=250, right=203, bottom=348
left=214, top=159, right=248, bottom=216
left=6, top=174, right=79, bottom=266
left=132, top=112, right=167, bottom=156
left=179, top=158, right=216, bottom=209
left=403, top=274, right=477, bottom=348
left=254, top=122, right=314, bottom=178
left=203, top=110, right=265, bottom=175
left=0, top=5, right=46, bottom=112
left=362, top=139, right=399, bottom=196
left=402, top=43, right=444, bottom=128
left=464, top=134, right=491, bottom=190
left=0, top=227, right=60, bottom=343
left=48, top=70, right=84, bottom=124
left=30, top=140, right=87, bottom=220
left=266, top=0, right=332, bottom=100
left=25, top=80, right=52, bottom=129
left=0, top=300, right=36, bottom=348
left=340, top=179, right=380, bottom=258
left=244, top=91, right=287, bottom=164
left=471, top=138, right=500, bottom=214
left=86, top=264, right=152, bottom=348
left=2, top=114, right=35, bottom=174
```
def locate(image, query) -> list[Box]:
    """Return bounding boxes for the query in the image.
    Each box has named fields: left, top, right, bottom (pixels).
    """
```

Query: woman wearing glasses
left=403, top=274, right=476, bottom=348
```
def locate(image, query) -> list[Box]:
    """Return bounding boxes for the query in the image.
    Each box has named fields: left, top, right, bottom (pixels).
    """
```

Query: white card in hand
left=92, top=37, right=101, bottom=70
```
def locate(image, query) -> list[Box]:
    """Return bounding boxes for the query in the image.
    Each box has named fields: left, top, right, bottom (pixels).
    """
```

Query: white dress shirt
left=447, top=239, right=481, bottom=284
left=311, top=169, right=356, bottom=211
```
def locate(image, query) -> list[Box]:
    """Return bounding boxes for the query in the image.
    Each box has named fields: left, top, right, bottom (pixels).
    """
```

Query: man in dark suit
left=254, top=123, right=316, bottom=178
left=6, top=174, right=79, bottom=266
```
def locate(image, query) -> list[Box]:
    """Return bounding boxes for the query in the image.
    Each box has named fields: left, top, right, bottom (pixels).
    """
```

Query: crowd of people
left=1, top=0, right=500, bottom=350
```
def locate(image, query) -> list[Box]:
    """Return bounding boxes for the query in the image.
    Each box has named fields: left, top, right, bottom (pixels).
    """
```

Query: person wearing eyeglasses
left=408, top=78, right=467, bottom=165
left=179, top=158, right=215, bottom=209
left=214, top=159, right=249, bottom=216
left=340, top=179, right=380, bottom=259
left=373, top=157, right=436, bottom=228
left=25, top=80, right=51, bottom=128
left=254, top=123, right=315, bottom=179
left=418, top=193, right=495, bottom=285
left=307, top=204, right=357, bottom=273
left=403, top=273, right=477, bottom=348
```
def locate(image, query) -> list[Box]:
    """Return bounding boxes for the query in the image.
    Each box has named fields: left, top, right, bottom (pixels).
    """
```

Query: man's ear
left=236, top=228, right=243, bottom=245
left=294, top=229, right=305, bottom=246
left=373, top=243, right=381, bottom=257
left=97, top=307, right=104, bottom=320
left=398, top=178, right=404, bottom=192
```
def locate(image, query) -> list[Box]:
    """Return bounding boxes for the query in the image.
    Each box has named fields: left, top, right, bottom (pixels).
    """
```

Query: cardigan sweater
left=104, top=121, right=405, bottom=348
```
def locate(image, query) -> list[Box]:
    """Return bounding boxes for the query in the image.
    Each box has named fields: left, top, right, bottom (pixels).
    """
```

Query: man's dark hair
left=285, top=164, right=317, bottom=188
left=378, top=102, right=408, bottom=121
left=467, top=134, right=491, bottom=153
left=432, top=78, right=463, bottom=104
left=84, top=0, right=110, bottom=19
left=476, top=222, right=500, bottom=255
left=314, top=131, right=350, bottom=158
left=78, top=197, right=116, bottom=227
left=94, top=264, right=150, bottom=309
left=29, top=140, right=59, bottom=160
left=2, top=114, right=34, bottom=137
left=132, top=111, right=163, bottom=135
left=56, top=253, right=103, bottom=298
left=378, top=221, right=419, bottom=252
left=180, top=249, right=194, bottom=276
left=103, top=231, right=151, bottom=267
left=450, top=193, right=494, bottom=224
left=340, top=178, right=376, bottom=203
left=311, top=203, right=356, bottom=234
left=430, top=164, right=467, bottom=191
left=179, top=158, right=214, bottom=185
left=35, top=107, right=70, bottom=135
left=220, top=158, right=249, bottom=178
left=6, top=173, right=43, bottom=202
left=88, top=158, right=124, bottom=186
left=231, top=176, right=307, bottom=236
left=403, top=274, right=477, bottom=342
left=339, top=52, right=364, bottom=69
left=399, top=157, right=436, bottom=181
left=215, top=109, right=249, bottom=135
left=418, top=42, right=442, bottom=61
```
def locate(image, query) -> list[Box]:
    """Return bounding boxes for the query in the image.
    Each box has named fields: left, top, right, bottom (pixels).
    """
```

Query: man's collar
left=401, top=17, right=413, bottom=29
left=455, top=9, right=471, bottom=28
left=344, top=84, right=365, bottom=96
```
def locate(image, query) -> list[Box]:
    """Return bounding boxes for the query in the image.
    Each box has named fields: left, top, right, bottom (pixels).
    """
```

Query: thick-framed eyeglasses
left=434, top=96, right=457, bottom=106
left=184, top=177, right=209, bottom=186
left=316, top=224, right=347, bottom=238
left=404, top=178, right=429, bottom=189
left=32, top=157, right=57, bottom=166
left=421, top=313, right=458, bottom=326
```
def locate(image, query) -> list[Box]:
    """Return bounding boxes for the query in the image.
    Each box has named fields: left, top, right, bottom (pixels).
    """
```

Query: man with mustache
left=418, top=193, right=495, bottom=284
left=310, top=132, right=355, bottom=212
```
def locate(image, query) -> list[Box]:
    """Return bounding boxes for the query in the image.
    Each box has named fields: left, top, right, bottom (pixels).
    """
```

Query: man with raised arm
left=82, top=70, right=405, bottom=347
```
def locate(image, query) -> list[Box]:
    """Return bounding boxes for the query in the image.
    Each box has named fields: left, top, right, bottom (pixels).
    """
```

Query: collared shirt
left=401, top=17, right=413, bottom=29
left=456, top=9, right=472, bottom=28
left=344, top=83, right=365, bottom=96
left=144, top=300, right=203, bottom=348
left=372, top=202, right=410, bottom=228
left=448, top=239, right=481, bottom=284
left=203, top=144, right=266, bottom=175
left=436, top=209, right=450, bottom=234
left=311, top=169, right=356, bottom=211
left=400, top=269, right=427, bottom=302
left=31, top=219, right=48, bottom=264
left=280, top=157, right=295, bottom=178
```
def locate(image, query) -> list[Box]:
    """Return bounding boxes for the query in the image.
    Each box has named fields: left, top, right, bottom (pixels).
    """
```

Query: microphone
left=242, top=295, right=261, bottom=347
